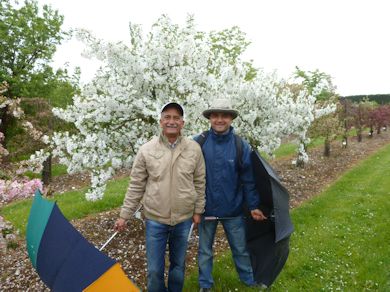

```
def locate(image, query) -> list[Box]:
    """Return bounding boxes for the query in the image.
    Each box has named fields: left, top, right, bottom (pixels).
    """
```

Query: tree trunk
left=342, top=132, right=348, bottom=148
left=41, top=154, right=52, bottom=186
left=0, top=106, right=10, bottom=145
left=296, top=142, right=308, bottom=168
left=369, top=126, right=373, bottom=138
left=357, top=128, right=363, bottom=142
left=296, top=158, right=305, bottom=168
left=324, top=139, right=331, bottom=157
left=343, top=114, right=348, bottom=148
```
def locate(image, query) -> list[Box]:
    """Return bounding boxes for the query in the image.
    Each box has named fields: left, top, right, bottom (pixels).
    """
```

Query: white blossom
left=37, top=15, right=327, bottom=200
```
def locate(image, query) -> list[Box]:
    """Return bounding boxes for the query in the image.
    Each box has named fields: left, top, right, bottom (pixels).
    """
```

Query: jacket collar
left=159, top=133, right=183, bottom=149
left=210, top=126, right=234, bottom=141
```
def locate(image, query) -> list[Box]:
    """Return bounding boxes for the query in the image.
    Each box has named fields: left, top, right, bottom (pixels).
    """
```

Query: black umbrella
left=244, top=149, right=294, bottom=287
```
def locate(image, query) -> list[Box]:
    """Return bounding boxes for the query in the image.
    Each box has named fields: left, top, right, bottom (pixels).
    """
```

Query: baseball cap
left=160, top=102, right=184, bottom=117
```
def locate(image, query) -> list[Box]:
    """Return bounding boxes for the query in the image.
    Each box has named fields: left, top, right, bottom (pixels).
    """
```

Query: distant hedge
left=343, top=94, right=390, bottom=104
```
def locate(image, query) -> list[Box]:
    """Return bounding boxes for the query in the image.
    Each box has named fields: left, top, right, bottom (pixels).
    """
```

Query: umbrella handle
left=100, top=205, right=142, bottom=251
left=187, top=223, right=194, bottom=242
left=134, top=205, right=142, bottom=220
left=204, top=216, right=237, bottom=221
left=204, top=216, right=218, bottom=221
left=99, top=231, right=118, bottom=251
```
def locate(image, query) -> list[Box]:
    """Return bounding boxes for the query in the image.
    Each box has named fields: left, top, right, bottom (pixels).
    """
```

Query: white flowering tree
left=289, top=68, right=337, bottom=167
left=33, top=15, right=317, bottom=200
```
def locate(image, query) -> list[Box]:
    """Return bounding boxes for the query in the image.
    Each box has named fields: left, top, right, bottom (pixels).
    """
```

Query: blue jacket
left=198, top=127, right=259, bottom=217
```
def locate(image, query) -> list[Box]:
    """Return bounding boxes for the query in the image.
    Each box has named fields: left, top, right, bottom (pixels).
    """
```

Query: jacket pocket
left=178, top=151, right=196, bottom=174
left=145, top=150, right=164, bottom=180
left=176, top=189, right=196, bottom=213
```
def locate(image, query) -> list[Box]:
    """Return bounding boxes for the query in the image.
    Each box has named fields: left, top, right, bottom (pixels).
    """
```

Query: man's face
left=160, top=107, right=184, bottom=138
left=209, top=112, right=233, bottom=134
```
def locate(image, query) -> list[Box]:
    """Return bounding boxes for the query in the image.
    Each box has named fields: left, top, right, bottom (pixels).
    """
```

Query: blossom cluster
left=0, top=132, right=8, bottom=161
left=0, top=82, right=44, bottom=202
left=289, top=78, right=337, bottom=164
left=0, top=178, right=42, bottom=203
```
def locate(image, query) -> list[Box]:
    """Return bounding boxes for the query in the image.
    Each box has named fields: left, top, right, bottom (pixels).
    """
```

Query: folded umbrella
left=26, top=189, right=139, bottom=292
left=245, top=149, right=294, bottom=287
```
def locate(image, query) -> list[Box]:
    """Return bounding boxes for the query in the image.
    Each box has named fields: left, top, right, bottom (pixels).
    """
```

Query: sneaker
left=255, top=283, right=268, bottom=290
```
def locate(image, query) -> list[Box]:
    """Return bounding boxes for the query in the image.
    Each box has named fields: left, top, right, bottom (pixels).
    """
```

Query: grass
left=51, top=164, right=68, bottom=177
left=270, top=128, right=365, bottom=159
left=0, top=177, right=129, bottom=236
left=259, top=137, right=325, bottom=160
left=24, top=164, right=68, bottom=179
left=1, top=131, right=388, bottom=290
left=184, top=142, right=390, bottom=291
left=271, top=137, right=325, bottom=158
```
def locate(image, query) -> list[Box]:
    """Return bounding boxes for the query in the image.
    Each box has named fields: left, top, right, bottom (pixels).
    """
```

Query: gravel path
left=1, top=131, right=389, bottom=291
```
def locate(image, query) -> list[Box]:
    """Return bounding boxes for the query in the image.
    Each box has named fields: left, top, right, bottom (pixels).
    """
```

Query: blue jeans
left=198, top=216, right=255, bottom=288
left=145, top=218, right=192, bottom=292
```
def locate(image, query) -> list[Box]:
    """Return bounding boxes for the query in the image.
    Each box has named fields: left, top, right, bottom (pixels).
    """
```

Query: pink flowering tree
left=370, top=105, right=390, bottom=134
left=0, top=132, right=8, bottom=162
left=0, top=179, right=42, bottom=203
left=350, top=99, right=375, bottom=142
left=308, top=108, right=343, bottom=157
left=0, top=82, right=43, bottom=203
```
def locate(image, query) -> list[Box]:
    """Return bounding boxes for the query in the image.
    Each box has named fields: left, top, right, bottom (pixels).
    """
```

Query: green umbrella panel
left=26, top=190, right=55, bottom=268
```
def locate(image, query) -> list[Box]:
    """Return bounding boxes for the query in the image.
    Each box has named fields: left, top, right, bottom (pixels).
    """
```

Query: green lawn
left=271, top=137, right=324, bottom=158
left=24, top=163, right=68, bottom=179
left=0, top=177, right=129, bottom=236
left=2, top=136, right=389, bottom=291
left=184, top=142, right=390, bottom=291
left=271, top=128, right=363, bottom=159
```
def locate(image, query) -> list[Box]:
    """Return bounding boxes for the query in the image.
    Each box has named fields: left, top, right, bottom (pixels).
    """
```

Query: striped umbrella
left=26, top=189, right=139, bottom=292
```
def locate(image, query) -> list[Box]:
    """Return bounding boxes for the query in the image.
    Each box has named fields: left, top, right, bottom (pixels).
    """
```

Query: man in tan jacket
left=115, top=102, right=205, bottom=292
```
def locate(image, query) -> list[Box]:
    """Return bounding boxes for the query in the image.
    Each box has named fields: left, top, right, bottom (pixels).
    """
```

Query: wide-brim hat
left=202, top=98, right=239, bottom=119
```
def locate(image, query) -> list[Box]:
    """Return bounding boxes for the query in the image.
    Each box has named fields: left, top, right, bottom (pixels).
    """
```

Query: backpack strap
left=195, top=130, right=244, bottom=171
left=194, top=130, right=209, bottom=147
left=234, top=134, right=244, bottom=171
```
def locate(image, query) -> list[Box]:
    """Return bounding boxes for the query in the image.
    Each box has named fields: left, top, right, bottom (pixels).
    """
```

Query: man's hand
left=251, top=209, right=267, bottom=221
left=192, top=213, right=201, bottom=226
left=114, top=218, right=127, bottom=232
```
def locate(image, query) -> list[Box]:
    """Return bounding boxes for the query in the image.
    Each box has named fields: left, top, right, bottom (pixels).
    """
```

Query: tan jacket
left=120, top=134, right=206, bottom=225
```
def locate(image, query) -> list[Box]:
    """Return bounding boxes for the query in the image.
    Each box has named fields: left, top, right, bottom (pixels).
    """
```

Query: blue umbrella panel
left=26, top=190, right=138, bottom=291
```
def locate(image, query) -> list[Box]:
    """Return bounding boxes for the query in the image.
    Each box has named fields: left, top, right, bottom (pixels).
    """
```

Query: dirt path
left=1, top=131, right=390, bottom=291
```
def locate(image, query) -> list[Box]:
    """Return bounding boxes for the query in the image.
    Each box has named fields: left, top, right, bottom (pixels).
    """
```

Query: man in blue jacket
left=196, top=99, right=266, bottom=291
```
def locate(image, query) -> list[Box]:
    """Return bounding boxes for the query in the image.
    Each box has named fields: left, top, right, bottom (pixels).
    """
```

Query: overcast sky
left=37, top=0, right=390, bottom=96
